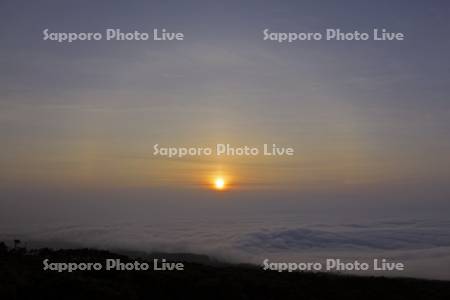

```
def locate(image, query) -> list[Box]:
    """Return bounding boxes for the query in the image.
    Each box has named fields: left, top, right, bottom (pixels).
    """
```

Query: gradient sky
left=1, top=0, right=450, bottom=225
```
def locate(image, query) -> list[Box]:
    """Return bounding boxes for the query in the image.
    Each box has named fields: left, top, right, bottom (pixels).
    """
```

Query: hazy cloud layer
left=236, top=222, right=450, bottom=252
left=2, top=218, right=450, bottom=280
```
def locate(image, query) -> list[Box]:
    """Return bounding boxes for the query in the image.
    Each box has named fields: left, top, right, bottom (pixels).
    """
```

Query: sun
left=214, top=177, right=226, bottom=190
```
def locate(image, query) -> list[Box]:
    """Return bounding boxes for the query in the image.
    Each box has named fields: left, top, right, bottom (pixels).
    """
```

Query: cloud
left=1, top=218, right=450, bottom=280
left=235, top=221, right=450, bottom=252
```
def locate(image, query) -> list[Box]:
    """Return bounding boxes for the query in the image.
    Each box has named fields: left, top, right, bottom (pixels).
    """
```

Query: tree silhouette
left=0, top=241, right=7, bottom=255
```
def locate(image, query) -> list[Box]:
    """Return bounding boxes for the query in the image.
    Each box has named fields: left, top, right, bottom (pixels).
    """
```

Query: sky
left=0, top=0, right=450, bottom=279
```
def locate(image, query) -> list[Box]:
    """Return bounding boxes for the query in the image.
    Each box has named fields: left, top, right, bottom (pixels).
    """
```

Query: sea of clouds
left=1, top=216, right=450, bottom=280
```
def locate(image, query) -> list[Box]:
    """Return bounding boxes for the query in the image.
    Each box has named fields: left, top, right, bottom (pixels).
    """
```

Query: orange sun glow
left=213, top=177, right=226, bottom=190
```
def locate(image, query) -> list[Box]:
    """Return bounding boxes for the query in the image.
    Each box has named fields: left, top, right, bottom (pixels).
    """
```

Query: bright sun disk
left=214, top=178, right=225, bottom=190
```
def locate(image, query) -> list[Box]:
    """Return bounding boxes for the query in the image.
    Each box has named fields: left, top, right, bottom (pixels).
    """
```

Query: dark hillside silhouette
left=0, top=242, right=449, bottom=300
